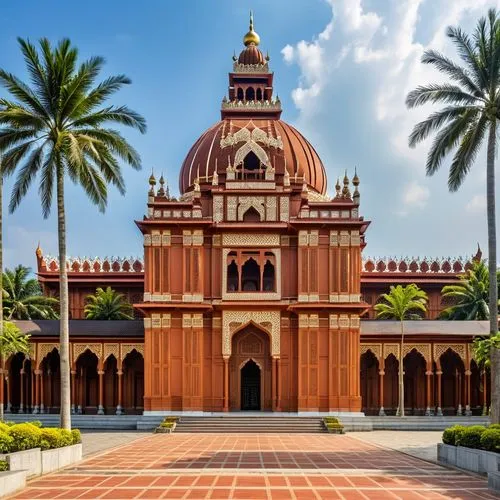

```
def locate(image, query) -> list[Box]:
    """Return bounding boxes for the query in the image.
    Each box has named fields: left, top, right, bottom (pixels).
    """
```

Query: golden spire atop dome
left=243, top=11, right=260, bottom=46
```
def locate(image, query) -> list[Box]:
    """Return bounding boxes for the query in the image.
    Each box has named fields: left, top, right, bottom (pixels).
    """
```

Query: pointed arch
left=234, top=140, right=270, bottom=168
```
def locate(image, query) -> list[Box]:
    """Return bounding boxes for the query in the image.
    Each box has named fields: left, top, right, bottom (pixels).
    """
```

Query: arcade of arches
left=2, top=342, right=144, bottom=415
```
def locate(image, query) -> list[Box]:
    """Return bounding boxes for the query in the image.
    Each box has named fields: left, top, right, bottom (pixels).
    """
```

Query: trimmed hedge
left=480, top=428, right=500, bottom=452
left=442, top=425, right=466, bottom=446
left=0, top=459, right=8, bottom=471
left=71, top=429, right=82, bottom=445
left=0, top=431, right=14, bottom=453
left=0, top=422, right=82, bottom=453
left=442, top=424, right=500, bottom=453
left=0, top=422, right=10, bottom=433
left=8, top=423, right=42, bottom=451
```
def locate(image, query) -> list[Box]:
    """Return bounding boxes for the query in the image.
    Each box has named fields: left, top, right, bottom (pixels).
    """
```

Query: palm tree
left=3, top=265, right=59, bottom=319
left=406, top=8, right=500, bottom=423
left=0, top=38, right=146, bottom=429
left=84, top=287, right=134, bottom=320
left=0, top=321, right=30, bottom=421
left=440, top=261, right=491, bottom=320
left=374, top=284, right=428, bottom=417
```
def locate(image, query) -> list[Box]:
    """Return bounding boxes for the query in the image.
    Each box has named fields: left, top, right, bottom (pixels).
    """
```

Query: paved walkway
left=349, top=431, right=443, bottom=463
left=80, top=431, right=147, bottom=457
left=9, top=433, right=496, bottom=499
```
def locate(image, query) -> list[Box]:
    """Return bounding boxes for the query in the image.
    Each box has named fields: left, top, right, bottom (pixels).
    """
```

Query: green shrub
left=30, top=420, right=43, bottom=428
left=162, top=417, right=178, bottom=423
left=324, top=417, right=340, bottom=424
left=480, top=428, right=500, bottom=452
left=71, top=429, right=82, bottom=445
left=40, top=428, right=63, bottom=450
left=8, top=423, right=42, bottom=451
left=59, top=429, right=73, bottom=447
left=442, top=425, right=467, bottom=446
left=0, top=431, right=13, bottom=453
left=0, top=459, right=8, bottom=471
left=159, top=421, right=174, bottom=428
left=0, top=422, right=10, bottom=433
left=456, top=425, right=486, bottom=449
left=488, top=424, right=500, bottom=431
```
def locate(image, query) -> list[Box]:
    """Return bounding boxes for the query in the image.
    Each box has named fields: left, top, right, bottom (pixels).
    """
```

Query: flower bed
left=0, top=421, right=82, bottom=477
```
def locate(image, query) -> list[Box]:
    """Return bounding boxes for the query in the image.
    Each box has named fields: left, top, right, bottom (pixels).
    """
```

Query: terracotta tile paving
left=7, top=433, right=498, bottom=499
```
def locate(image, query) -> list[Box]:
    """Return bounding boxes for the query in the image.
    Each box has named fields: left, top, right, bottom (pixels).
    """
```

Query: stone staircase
left=173, top=416, right=326, bottom=433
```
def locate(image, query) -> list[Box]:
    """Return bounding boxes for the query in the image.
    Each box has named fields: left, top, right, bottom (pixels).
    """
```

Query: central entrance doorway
left=241, top=360, right=261, bottom=410
left=229, top=325, right=272, bottom=411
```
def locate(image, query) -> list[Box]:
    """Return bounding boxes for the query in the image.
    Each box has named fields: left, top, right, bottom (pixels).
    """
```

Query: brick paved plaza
left=9, top=433, right=496, bottom=499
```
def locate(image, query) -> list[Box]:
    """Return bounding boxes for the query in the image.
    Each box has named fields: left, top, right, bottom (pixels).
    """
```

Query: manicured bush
left=0, top=422, right=10, bottom=433
left=59, top=429, right=73, bottom=447
left=30, top=420, right=43, bottom=428
left=40, top=428, right=63, bottom=451
left=488, top=424, right=500, bottom=431
left=456, top=425, right=486, bottom=449
left=0, top=459, right=8, bottom=471
left=480, top=428, right=500, bottom=452
left=324, top=417, right=340, bottom=424
left=71, top=429, right=82, bottom=445
left=8, top=423, right=42, bottom=451
left=442, top=425, right=467, bottom=446
left=0, top=431, right=13, bottom=453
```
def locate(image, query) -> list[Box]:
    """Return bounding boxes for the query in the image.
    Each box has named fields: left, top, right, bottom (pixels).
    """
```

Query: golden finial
left=36, top=241, right=43, bottom=258
left=148, top=169, right=156, bottom=186
left=243, top=10, right=261, bottom=46
left=335, top=178, right=341, bottom=199
left=352, top=167, right=359, bottom=187
left=158, top=174, right=165, bottom=197
left=342, top=169, right=351, bottom=199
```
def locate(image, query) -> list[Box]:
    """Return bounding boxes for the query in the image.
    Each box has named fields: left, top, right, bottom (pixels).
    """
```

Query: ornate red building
left=2, top=17, right=491, bottom=418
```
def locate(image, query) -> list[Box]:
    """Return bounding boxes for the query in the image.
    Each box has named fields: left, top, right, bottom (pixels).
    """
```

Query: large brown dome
left=179, top=118, right=327, bottom=195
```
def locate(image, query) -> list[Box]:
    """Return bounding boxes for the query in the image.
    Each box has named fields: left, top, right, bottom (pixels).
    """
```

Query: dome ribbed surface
left=238, top=45, right=266, bottom=65
left=179, top=118, right=327, bottom=195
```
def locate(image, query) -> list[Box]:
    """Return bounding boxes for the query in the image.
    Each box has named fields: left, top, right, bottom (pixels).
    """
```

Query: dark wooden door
left=241, top=360, right=261, bottom=410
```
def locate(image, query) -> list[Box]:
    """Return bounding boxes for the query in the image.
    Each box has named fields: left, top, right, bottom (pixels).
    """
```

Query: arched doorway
left=383, top=354, right=399, bottom=415
left=440, top=349, right=465, bottom=415
left=360, top=351, right=379, bottom=415
left=123, top=350, right=144, bottom=413
left=403, top=349, right=426, bottom=415
left=104, top=355, right=118, bottom=414
left=76, top=350, right=99, bottom=414
left=241, top=360, right=261, bottom=410
left=229, top=325, right=272, bottom=411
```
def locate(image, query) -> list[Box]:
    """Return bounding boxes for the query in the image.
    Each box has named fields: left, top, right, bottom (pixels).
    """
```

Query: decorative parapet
left=232, top=62, right=270, bottom=73
left=40, top=255, right=144, bottom=273
left=221, top=99, right=281, bottom=112
left=362, top=256, right=475, bottom=274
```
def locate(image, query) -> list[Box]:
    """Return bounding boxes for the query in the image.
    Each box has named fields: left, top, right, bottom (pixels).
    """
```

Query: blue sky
left=0, top=0, right=498, bottom=270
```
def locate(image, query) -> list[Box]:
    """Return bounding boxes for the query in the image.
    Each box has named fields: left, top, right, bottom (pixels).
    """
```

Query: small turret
left=148, top=170, right=156, bottom=195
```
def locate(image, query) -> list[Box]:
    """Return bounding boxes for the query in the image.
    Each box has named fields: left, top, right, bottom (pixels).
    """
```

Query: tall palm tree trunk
left=0, top=156, right=3, bottom=422
left=487, top=121, right=499, bottom=424
left=57, top=164, right=71, bottom=430
left=398, top=320, right=405, bottom=417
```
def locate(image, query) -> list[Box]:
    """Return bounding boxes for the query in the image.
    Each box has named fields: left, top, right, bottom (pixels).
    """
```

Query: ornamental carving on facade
left=73, top=343, right=103, bottom=362
left=403, top=344, right=431, bottom=363
left=360, top=344, right=382, bottom=359
left=237, top=196, right=265, bottom=221
left=103, top=343, right=120, bottom=362
left=234, top=141, right=270, bottom=168
left=222, top=310, right=280, bottom=357
left=434, top=343, right=466, bottom=363
left=221, top=233, right=280, bottom=247
left=121, top=344, right=144, bottom=361
left=37, top=343, right=59, bottom=365
left=383, top=343, right=400, bottom=360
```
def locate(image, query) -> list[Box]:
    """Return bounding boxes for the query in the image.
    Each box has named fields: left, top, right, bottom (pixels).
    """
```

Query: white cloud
left=403, top=181, right=430, bottom=208
left=281, top=0, right=497, bottom=256
left=466, top=194, right=487, bottom=214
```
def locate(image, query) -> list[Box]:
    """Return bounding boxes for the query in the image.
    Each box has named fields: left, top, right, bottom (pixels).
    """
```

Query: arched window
left=243, top=151, right=260, bottom=172
left=256, top=88, right=262, bottom=100
left=263, top=259, right=275, bottom=291
left=227, top=260, right=239, bottom=291
left=242, top=206, right=261, bottom=222
left=237, top=88, right=244, bottom=101
left=242, top=258, right=260, bottom=291
left=245, top=87, right=255, bottom=101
